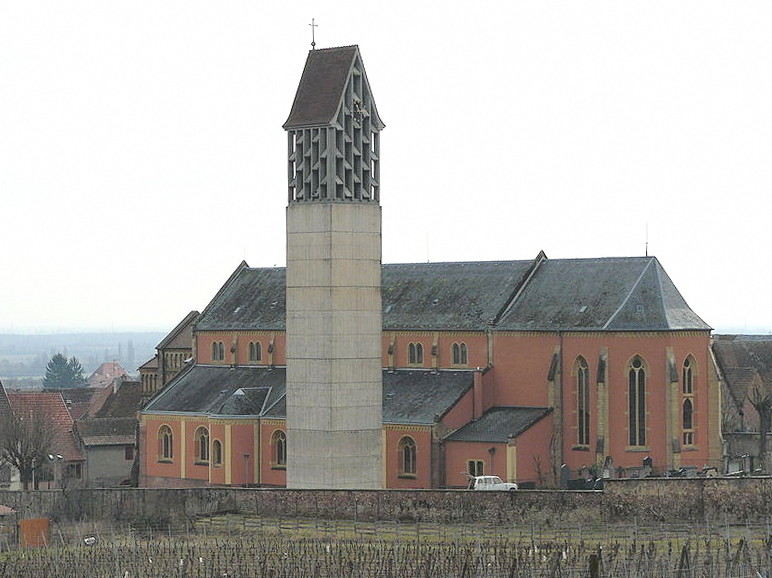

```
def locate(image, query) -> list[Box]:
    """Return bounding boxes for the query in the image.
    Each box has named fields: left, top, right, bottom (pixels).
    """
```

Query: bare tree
left=0, top=407, right=54, bottom=490
left=748, top=385, right=772, bottom=474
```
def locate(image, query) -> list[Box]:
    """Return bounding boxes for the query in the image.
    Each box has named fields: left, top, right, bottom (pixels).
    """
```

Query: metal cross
left=309, top=18, right=318, bottom=50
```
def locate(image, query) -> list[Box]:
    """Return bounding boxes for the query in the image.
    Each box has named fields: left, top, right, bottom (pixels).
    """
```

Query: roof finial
left=309, top=18, right=317, bottom=50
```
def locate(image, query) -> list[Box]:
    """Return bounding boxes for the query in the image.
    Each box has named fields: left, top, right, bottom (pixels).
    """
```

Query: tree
left=42, top=353, right=87, bottom=388
left=0, top=406, right=53, bottom=490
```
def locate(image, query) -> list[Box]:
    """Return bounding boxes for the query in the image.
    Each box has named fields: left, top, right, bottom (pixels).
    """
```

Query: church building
left=139, top=45, right=720, bottom=489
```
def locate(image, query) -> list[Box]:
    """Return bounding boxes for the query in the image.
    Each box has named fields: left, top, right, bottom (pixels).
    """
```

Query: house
left=74, top=379, right=143, bottom=486
left=88, top=361, right=129, bottom=388
left=711, top=335, right=772, bottom=473
left=138, top=45, right=720, bottom=489
left=3, top=388, right=85, bottom=490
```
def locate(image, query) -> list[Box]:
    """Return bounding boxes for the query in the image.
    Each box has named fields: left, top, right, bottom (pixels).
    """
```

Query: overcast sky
left=1, top=2, right=770, bottom=334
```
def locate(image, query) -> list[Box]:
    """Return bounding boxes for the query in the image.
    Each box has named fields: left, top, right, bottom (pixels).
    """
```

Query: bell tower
left=283, top=45, right=384, bottom=489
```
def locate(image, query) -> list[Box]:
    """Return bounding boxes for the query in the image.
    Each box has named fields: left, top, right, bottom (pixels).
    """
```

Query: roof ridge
left=603, top=257, right=656, bottom=330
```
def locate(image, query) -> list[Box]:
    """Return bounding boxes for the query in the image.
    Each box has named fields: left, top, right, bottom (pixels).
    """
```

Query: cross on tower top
left=309, top=18, right=317, bottom=50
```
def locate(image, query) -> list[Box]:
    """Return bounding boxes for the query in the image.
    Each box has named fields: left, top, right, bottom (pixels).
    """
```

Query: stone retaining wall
left=1, top=478, right=771, bottom=529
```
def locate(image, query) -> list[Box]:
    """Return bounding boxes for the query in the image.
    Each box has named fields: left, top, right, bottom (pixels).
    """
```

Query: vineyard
left=2, top=515, right=772, bottom=577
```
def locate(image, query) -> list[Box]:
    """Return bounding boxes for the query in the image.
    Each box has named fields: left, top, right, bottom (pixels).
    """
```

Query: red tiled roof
left=6, top=392, right=84, bottom=462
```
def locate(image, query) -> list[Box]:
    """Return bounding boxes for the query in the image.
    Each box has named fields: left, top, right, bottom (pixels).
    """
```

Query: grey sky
left=1, top=2, right=770, bottom=334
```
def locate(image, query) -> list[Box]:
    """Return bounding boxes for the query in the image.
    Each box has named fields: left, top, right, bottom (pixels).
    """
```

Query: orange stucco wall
left=490, top=331, right=712, bottom=475
left=384, top=427, right=432, bottom=488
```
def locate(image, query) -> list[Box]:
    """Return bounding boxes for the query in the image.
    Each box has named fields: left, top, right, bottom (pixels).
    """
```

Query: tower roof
left=283, top=45, right=384, bottom=130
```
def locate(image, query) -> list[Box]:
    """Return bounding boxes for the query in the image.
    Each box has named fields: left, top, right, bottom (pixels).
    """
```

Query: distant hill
left=0, top=332, right=166, bottom=380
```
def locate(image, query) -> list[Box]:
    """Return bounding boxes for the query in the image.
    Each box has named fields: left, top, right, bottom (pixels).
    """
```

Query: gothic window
left=452, top=343, right=468, bottom=365
left=195, top=426, right=210, bottom=463
left=158, top=425, right=173, bottom=461
left=682, top=356, right=696, bottom=445
left=249, top=341, right=262, bottom=363
left=682, top=357, right=693, bottom=394
left=212, top=341, right=225, bottom=362
left=398, top=436, right=417, bottom=476
left=628, top=356, right=647, bottom=447
left=272, top=430, right=286, bottom=468
left=408, top=343, right=424, bottom=365
left=212, top=440, right=223, bottom=467
left=576, top=357, right=590, bottom=446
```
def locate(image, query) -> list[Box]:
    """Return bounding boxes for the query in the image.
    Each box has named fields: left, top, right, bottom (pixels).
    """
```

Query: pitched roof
left=143, top=365, right=286, bottom=416
left=381, top=261, right=534, bottom=330
left=142, top=366, right=472, bottom=425
left=0, top=380, right=11, bottom=421
left=495, top=257, right=710, bottom=331
left=283, top=45, right=384, bottom=130
left=382, top=370, right=473, bottom=424
left=6, top=391, right=84, bottom=462
left=193, top=255, right=707, bottom=334
left=75, top=417, right=136, bottom=446
left=93, top=381, right=143, bottom=419
left=139, top=356, right=159, bottom=371
left=88, top=361, right=128, bottom=387
left=712, top=335, right=772, bottom=404
left=156, top=310, right=199, bottom=350
left=443, top=407, right=552, bottom=443
left=195, top=263, right=286, bottom=332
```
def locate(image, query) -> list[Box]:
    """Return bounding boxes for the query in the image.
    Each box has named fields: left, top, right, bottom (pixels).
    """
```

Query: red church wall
left=442, top=390, right=474, bottom=430
left=382, top=332, right=488, bottom=370
left=141, top=417, right=182, bottom=485
left=490, top=331, right=712, bottom=476
left=444, top=441, right=508, bottom=489
left=384, top=427, right=432, bottom=488
left=489, top=333, right=556, bottom=407
left=515, top=414, right=553, bottom=486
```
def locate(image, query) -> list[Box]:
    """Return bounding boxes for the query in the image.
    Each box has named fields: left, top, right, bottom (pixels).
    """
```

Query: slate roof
left=0, top=380, right=11, bottom=421
left=443, top=407, right=552, bottom=443
left=712, top=335, right=772, bottom=405
left=283, top=45, right=384, bottom=130
left=195, top=263, right=286, bottom=332
left=495, top=257, right=710, bottom=331
left=6, top=392, right=84, bottom=462
left=75, top=417, right=136, bottom=447
left=157, top=310, right=199, bottom=350
left=139, top=356, right=158, bottom=371
left=93, top=381, right=143, bottom=419
left=382, top=370, right=473, bottom=424
left=381, top=261, right=534, bottom=330
left=143, top=366, right=472, bottom=425
left=143, top=365, right=286, bottom=416
left=194, top=255, right=707, bottom=334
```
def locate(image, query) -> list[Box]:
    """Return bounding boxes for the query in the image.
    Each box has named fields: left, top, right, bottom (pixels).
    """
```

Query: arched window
left=408, top=343, right=424, bottom=365
left=452, top=343, right=468, bottom=365
left=158, top=425, right=173, bottom=461
left=628, top=356, right=647, bottom=447
left=195, top=426, right=210, bottom=463
left=271, top=430, right=286, bottom=467
left=212, top=439, right=222, bottom=466
left=398, top=436, right=417, bottom=476
left=682, top=357, right=693, bottom=394
left=576, top=357, right=590, bottom=446
left=249, top=341, right=262, bottom=362
left=682, top=356, right=696, bottom=445
left=212, top=341, right=225, bottom=361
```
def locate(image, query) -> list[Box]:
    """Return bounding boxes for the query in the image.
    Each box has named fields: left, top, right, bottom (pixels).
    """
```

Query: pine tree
left=42, top=353, right=88, bottom=388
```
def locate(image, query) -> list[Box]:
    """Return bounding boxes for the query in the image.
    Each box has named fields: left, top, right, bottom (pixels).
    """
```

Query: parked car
left=467, top=475, right=518, bottom=491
